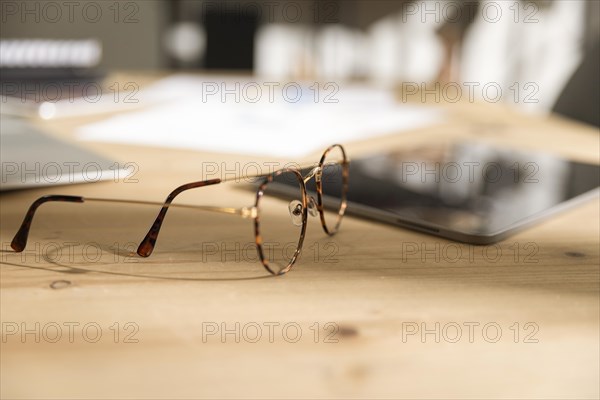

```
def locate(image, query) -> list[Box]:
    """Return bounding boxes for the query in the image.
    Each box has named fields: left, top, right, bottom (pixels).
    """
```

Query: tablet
left=272, top=142, right=600, bottom=244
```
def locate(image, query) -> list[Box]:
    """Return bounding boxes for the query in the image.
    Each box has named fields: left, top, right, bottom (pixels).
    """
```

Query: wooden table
left=1, top=77, right=599, bottom=399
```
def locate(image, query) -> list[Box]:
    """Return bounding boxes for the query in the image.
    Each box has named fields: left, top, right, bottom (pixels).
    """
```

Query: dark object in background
left=0, top=39, right=105, bottom=101
left=204, top=8, right=258, bottom=70
left=0, top=68, right=105, bottom=101
left=553, top=41, right=600, bottom=128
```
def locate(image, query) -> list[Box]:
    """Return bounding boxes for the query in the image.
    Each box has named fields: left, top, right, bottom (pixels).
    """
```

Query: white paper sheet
left=77, top=75, right=444, bottom=157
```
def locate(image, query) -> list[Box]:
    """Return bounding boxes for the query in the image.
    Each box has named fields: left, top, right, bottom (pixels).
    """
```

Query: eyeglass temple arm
left=136, top=179, right=221, bottom=257
left=10, top=195, right=84, bottom=252
left=10, top=178, right=225, bottom=253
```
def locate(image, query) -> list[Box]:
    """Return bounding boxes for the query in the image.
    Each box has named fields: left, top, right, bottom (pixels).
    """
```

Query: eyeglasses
left=10, top=144, right=349, bottom=276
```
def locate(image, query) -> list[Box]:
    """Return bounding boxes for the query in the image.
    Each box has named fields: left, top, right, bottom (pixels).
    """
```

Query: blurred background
left=1, top=0, right=599, bottom=125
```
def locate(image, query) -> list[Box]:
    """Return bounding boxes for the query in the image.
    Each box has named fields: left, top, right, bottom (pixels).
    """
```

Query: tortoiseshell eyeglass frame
left=9, top=144, right=349, bottom=276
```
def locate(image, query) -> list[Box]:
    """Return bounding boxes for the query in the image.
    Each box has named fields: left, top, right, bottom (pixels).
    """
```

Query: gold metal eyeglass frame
left=10, top=144, right=349, bottom=276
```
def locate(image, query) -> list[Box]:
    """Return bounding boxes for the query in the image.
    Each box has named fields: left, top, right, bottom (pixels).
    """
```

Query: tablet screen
left=272, top=142, right=600, bottom=240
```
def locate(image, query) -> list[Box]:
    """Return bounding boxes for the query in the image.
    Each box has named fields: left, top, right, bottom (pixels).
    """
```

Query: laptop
left=1, top=115, right=122, bottom=191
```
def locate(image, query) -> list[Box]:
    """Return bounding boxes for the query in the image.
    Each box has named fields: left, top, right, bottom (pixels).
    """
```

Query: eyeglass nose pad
left=288, top=200, right=304, bottom=227
left=308, top=196, right=318, bottom=217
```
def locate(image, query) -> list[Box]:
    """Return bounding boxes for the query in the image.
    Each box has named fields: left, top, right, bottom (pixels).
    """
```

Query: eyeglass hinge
left=304, top=166, right=322, bottom=183
left=240, top=206, right=258, bottom=219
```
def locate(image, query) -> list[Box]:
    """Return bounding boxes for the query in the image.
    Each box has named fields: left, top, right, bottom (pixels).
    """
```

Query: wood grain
left=1, top=76, right=598, bottom=399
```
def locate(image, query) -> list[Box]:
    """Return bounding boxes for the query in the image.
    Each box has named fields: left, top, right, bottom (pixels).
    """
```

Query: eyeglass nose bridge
left=288, top=197, right=318, bottom=226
